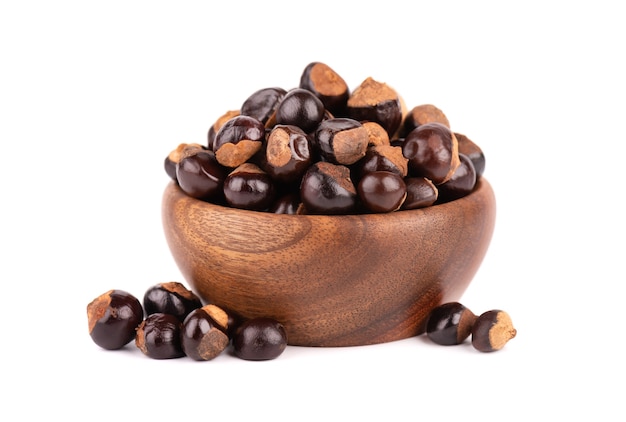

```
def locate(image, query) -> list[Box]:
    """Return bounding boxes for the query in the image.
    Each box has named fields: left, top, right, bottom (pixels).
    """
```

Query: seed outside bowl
left=162, top=178, right=496, bottom=347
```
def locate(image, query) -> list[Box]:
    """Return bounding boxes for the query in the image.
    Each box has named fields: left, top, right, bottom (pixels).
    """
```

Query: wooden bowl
left=162, top=178, right=496, bottom=347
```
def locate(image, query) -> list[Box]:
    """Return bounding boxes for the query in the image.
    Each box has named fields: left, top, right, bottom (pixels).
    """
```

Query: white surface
left=2, top=1, right=624, bottom=420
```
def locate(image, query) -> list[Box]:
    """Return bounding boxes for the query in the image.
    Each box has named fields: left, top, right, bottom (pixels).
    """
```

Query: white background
left=2, top=1, right=624, bottom=420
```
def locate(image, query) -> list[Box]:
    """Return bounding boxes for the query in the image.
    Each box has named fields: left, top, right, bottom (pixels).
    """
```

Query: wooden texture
left=162, top=179, right=496, bottom=347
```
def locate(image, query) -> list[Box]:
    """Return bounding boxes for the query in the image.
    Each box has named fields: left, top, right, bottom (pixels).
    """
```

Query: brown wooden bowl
left=162, top=178, right=496, bottom=347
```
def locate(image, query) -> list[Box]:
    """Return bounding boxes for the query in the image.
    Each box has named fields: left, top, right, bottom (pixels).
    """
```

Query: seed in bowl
left=455, top=132, right=486, bottom=179
left=176, top=149, right=226, bottom=201
left=402, top=177, right=438, bottom=210
left=401, top=103, right=451, bottom=137
left=299, top=61, right=350, bottom=116
left=213, top=115, right=265, bottom=168
left=402, top=122, right=460, bottom=185
left=357, top=171, right=407, bottom=213
left=240, top=87, right=286, bottom=126
left=346, top=76, right=402, bottom=137
left=275, top=88, right=325, bottom=133
left=356, top=144, right=408, bottom=179
left=164, top=143, right=204, bottom=182
left=300, top=161, right=357, bottom=214
left=437, top=153, right=477, bottom=203
left=263, top=124, right=312, bottom=185
left=314, top=117, right=369, bottom=165
left=223, top=163, right=276, bottom=211
left=163, top=61, right=487, bottom=215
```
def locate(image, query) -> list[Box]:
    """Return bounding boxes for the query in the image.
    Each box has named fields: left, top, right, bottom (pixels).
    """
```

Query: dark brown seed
left=300, top=161, right=357, bottom=215
left=357, top=145, right=408, bottom=179
left=233, top=317, right=288, bottom=361
left=240, top=87, right=287, bottom=126
left=263, top=124, right=312, bottom=185
left=402, top=122, right=460, bottom=185
left=164, top=143, right=204, bottom=182
left=208, top=110, right=240, bottom=151
left=314, top=118, right=369, bottom=165
left=135, top=313, right=185, bottom=359
left=402, top=177, right=438, bottom=210
left=223, top=163, right=276, bottom=211
left=426, top=302, right=477, bottom=345
left=357, top=171, right=406, bottom=213
left=275, top=88, right=325, bottom=133
left=176, top=149, right=226, bottom=201
left=299, top=62, right=349, bottom=116
left=347, top=77, right=402, bottom=137
left=455, top=132, right=485, bottom=179
left=213, top=115, right=265, bottom=168
left=436, top=153, right=477, bottom=203
left=181, top=305, right=230, bottom=361
left=143, top=282, right=202, bottom=322
left=87, top=290, right=144, bottom=350
left=472, top=310, right=517, bottom=352
left=401, top=104, right=450, bottom=137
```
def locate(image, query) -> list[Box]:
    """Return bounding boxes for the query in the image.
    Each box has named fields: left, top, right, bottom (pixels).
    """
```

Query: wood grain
left=162, top=178, right=496, bottom=347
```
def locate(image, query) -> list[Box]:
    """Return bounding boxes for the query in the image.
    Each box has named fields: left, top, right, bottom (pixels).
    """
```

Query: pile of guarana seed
left=87, top=282, right=516, bottom=360
left=87, top=283, right=288, bottom=361
left=164, top=62, right=486, bottom=215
